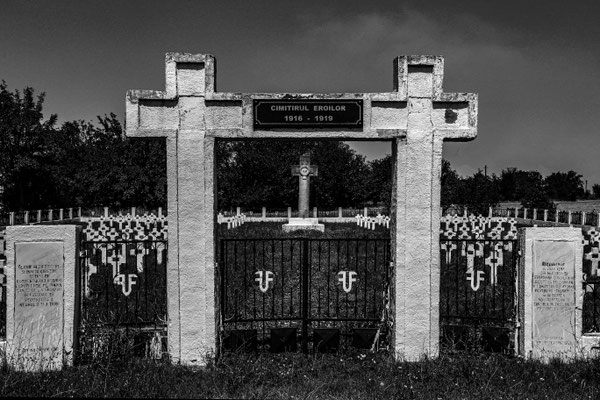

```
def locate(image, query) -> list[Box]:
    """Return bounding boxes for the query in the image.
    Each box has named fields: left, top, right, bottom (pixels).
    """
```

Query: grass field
left=1, top=351, right=598, bottom=399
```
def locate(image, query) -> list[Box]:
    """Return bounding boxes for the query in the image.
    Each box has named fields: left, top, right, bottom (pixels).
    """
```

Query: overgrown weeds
left=1, top=350, right=599, bottom=398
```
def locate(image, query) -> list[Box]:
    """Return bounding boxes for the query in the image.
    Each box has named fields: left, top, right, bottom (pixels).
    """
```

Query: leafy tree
left=216, top=140, right=371, bottom=210
left=441, top=159, right=464, bottom=211
left=593, top=184, right=600, bottom=199
left=460, top=170, right=500, bottom=215
left=0, top=81, right=57, bottom=210
left=53, top=114, right=166, bottom=208
left=499, top=168, right=554, bottom=209
left=367, top=154, right=392, bottom=210
left=545, top=171, right=585, bottom=201
left=0, top=80, right=166, bottom=211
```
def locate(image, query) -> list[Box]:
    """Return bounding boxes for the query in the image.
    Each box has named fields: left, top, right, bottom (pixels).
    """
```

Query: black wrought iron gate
left=219, top=238, right=391, bottom=353
left=439, top=238, right=520, bottom=354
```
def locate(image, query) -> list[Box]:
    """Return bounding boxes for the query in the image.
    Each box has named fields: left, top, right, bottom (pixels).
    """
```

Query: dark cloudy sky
left=2, top=1, right=599, bottom=185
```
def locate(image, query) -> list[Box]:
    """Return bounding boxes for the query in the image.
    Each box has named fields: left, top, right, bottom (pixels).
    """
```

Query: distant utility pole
left=484, top=165, right=487, bottom=178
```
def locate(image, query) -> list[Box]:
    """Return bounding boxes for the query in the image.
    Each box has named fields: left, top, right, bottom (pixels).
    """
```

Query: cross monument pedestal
left=283, top=153, right=324, bottom=232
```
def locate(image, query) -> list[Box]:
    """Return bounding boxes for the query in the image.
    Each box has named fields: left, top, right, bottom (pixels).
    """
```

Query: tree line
left=441, top=161, right=593, bottom=215
left=0, top=82, right=595, bottom=213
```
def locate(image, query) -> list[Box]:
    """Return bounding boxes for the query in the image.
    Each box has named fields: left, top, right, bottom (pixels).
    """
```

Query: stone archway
left=125, top=53, right=478, bottom=365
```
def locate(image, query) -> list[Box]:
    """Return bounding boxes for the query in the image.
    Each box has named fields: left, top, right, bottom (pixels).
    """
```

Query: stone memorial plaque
left=253, top=99, right=363, bottom=129
left=13, top=241, right=64, bottom=370
left=532, top=240, right=576, bottom=357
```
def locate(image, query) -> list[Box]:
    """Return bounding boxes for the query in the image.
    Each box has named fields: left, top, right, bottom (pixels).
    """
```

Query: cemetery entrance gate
left=125, top=53, right=478, bottom=364
left=219, top=238, right=391, bottom=353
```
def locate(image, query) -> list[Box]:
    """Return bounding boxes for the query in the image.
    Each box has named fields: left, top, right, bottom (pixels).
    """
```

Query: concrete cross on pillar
left=125, top=53, right=217, bottom=365
left=391, top=55, right=477, bottom=360
left=291, top=153, right=318, bottom=218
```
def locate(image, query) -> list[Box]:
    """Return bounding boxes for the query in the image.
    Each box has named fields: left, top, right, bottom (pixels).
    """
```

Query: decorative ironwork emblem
left=113, top=273, right=138, bottom=296
left=255, top=270, right=274, bottom=293
left=338, top=271, right=357, bottom=293
left=466, top=270, right=485, bottom=291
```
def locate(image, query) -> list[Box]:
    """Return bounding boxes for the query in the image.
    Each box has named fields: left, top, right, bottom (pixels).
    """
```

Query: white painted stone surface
left=282, top=218, right=325, bottom=232
left=4, top=225, right=79, bottom=371
left=126, top=53, right=477, bottom=364
left=521, top=227, right=584, bottom=361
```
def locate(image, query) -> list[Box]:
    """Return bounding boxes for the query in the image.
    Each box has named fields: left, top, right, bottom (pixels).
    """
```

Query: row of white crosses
left=217, top=213, right=247, bottom=229
left=355, top=213, right=391, bottom=230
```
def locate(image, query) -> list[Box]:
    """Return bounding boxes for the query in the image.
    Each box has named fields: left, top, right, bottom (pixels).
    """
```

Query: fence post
left=568, top=211, right=572, bottom=225
left=158, top=207, right=163, bottom=218
left=364, top=207, right=368, bottom=217
left=48, top=209, right=53, bottom=221
left=515, top=207, right=518, bottom=218
left=9, top=212, right=14, bottom=225
left=463, top=207, right=468, bottom=217
left=488, top=207, right=493, bottom=218
left=582, top=211, right=587, bottom=226
left=313, top=207, right=318, bottom=218
left=544, top=209, right=548, bottom=222
left=131, top=206, right=136, bottom=216
left=287, top=207, right=291, bottom=219
left=24, top=211, right=29, bottom=224
left=59, top=208, right=64, bottom=220
left=555, top=211, right=559, bottom=224
left=262, top=207, right=266, bottom=220
left=104, top=207, right=109, bottom=218
left=339, top=207, right=343, bottom=218
left=524, top=208, right=528, bottom=219
left=37, top=210, right=41, bottom=222
left=69, top=208, right=73, bottom=219
left=533, top=208, right=537, bottom=220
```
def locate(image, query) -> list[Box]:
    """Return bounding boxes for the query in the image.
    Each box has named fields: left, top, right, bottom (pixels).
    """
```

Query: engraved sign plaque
left=532, top=240, right=577, bottom=357
left=253, top=99, right=363, bottom=129
left=14, top=241, right=64, bottom=370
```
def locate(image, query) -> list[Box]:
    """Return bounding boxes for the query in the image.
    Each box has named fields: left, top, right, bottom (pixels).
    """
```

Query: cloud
left=234, top=8, right=600, bottom=184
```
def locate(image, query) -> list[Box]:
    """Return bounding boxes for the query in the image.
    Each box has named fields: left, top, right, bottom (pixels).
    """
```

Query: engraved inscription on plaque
left=14, top=242, right=64, bottom=370
left=253, top=99, right=363, bottom=129
left=532, top=240, right=576, bottom=356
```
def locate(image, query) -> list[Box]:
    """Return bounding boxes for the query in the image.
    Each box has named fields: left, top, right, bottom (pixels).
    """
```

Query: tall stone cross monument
left=291, top=153, right=318, bottom=218
left=126, top=53, right=477, bottom=365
